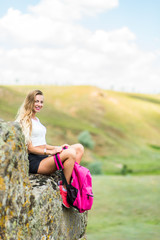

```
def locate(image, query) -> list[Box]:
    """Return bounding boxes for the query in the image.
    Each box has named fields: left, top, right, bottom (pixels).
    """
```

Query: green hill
left=1, top=85, right=160, bottom=175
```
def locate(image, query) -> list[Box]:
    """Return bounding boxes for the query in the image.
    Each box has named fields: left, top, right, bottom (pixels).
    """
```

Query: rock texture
left=0, top=120, right=87, bottom=240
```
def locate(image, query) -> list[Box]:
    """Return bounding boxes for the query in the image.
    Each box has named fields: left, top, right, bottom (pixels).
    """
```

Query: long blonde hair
left=15, top=89, right=43, bottom=144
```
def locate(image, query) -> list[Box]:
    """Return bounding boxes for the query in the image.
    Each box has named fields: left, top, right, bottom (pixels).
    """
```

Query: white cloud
left=29, top=0, right=119, bottom=20
left=0, top=0, right=159, bottom=93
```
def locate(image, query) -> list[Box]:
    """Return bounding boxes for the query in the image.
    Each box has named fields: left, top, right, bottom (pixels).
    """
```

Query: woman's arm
left=46, top=144, right=58, bottom=150
left=46, top=144, right=70, bottom=150
left=28, top=142, right=63, bottom=155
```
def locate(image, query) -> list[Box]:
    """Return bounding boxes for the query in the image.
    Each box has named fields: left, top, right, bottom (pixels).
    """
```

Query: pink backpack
left=54, top=153, right=94, bottom=213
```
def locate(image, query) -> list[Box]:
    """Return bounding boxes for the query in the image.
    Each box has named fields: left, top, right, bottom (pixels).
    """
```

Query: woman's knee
left=75, top=143, right=84, bottom=155
left=61, top=148, right=76, bottom=162
left=68, top=148, right=76, bottom=161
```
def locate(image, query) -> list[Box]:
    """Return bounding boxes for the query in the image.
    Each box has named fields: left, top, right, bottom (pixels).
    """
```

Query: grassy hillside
left=1, top=85, right=160, bottom=174
left=87, top=175, right=160, bottom=240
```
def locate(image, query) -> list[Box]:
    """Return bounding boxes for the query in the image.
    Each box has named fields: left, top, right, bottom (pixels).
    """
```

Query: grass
left=87, top=175, right=160, bottom=240
left=1, top=85, right=160, bottom=239
left=1, top=85, right=160, bottom=174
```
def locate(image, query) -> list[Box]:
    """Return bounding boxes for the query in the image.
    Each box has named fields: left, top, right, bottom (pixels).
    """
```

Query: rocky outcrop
left=0, top=120, right=87, bottom=240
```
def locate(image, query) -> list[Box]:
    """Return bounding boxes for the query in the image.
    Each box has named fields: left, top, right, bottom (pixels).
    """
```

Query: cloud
left=0, top=0, right=159, bottom=93
left=29, top=0, right=119, bottom=20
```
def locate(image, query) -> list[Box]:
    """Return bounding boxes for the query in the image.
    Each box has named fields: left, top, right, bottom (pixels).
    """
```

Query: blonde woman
left=16, top=89, right=84, bottom=208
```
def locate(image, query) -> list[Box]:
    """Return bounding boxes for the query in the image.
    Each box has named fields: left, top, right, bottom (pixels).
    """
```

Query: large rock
left=0, top=120, right=88, bottom=240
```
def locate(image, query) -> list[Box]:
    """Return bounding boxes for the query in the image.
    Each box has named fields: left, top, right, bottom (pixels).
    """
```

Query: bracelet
left=44, top=148, right=47, bottom=155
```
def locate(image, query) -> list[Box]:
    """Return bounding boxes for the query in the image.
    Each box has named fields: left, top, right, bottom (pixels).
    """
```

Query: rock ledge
left=0, top=121, right=87, bottom=240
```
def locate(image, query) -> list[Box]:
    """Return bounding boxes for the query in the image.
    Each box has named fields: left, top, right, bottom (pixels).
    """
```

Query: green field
left=1, top=85, right=160, bottom=175
left=87, top=175, right=160, bottom=240
left=0, top=85, right=160, bottom=239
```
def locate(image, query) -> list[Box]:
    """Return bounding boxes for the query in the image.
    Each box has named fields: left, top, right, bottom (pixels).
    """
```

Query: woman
left=15, top=89, right=84, bottom=208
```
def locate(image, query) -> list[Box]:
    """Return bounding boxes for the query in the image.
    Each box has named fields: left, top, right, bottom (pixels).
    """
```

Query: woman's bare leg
left=70, top=143, right=84, bottom=164
left=60, top=148, right=76, bottom=183
left=37, top=148, right=76, bottom=184
left=37, top=156, right=57, bottom=174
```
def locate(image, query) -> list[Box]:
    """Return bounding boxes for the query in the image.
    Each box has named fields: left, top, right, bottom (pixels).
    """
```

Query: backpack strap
left=53, top=146, right=68, bottom=170
left=54, top=152, right=69, bottom=188
left=54, top=154, right=64, bottom=170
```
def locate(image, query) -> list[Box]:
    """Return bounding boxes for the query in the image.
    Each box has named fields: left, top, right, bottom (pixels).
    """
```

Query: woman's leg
left=69, top=143, right=84, bottom=164
left=60, top=148, right=76, bottom=184
left=37, top=148, right=76, bottom=184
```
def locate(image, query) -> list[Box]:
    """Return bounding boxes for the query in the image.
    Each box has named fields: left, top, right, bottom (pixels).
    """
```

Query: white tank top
left=31, top=117, right=47, bottom=147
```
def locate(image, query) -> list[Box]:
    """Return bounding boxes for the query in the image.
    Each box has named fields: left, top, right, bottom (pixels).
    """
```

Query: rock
left=0, top=120, right=88, bottom=240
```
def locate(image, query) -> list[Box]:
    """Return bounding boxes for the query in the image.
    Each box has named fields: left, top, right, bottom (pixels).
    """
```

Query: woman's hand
left=55, top=146, right=63, bottom=153
left=48, top=146, right=63, bottom=155
left=61, top=143, right=70, bottom=149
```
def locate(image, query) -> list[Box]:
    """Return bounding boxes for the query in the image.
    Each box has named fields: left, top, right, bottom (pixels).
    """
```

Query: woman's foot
left=58, top=180, right=63, bottom=186
left=59, top=185, right=70, bottom=208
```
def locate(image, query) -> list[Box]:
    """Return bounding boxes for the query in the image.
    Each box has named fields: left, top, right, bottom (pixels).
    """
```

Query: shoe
left=58, top=180, right=63, bottom=186
left=59, top=185, right=70, bottom=208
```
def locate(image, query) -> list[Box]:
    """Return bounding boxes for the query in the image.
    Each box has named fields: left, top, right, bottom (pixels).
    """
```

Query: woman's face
left=33, top=94, right=44, bottom=114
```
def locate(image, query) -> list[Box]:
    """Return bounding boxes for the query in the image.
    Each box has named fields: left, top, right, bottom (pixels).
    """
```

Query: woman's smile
left=33, top=95, right=44, bottom=113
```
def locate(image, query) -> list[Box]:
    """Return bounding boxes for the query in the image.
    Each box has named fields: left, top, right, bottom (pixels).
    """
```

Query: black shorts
left=28, top=153, right=49, bottom=174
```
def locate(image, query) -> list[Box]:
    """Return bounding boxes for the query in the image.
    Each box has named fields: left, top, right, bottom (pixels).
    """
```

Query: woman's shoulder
left=32, top=117, right=40, bottom=122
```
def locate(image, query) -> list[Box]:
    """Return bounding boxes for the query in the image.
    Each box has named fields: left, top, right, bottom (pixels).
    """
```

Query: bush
left=88, top=161, right=102, bottom=175
left=78, top=131, right=95, bottom=149
left=120, top=164, right=133, bottom=175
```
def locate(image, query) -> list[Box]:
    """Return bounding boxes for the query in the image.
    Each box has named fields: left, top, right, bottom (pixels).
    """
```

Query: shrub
left=88, top=161, right=102, bottom=175
left=120, top=164, right=133, bottom=175
left=78, top=131, right=95, bottom=149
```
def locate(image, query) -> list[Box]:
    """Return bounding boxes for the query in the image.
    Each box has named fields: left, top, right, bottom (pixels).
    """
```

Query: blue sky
left=80, top=0, right=160, bottom=51
left=0, top=0, right=39, bottom=16
left=0, top=0, right=159, bottom=93
left=1, top=0, right=159, bottom=51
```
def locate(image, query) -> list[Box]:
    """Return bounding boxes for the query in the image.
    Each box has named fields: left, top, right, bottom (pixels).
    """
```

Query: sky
left=0, top=0, right=159, bottom=93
